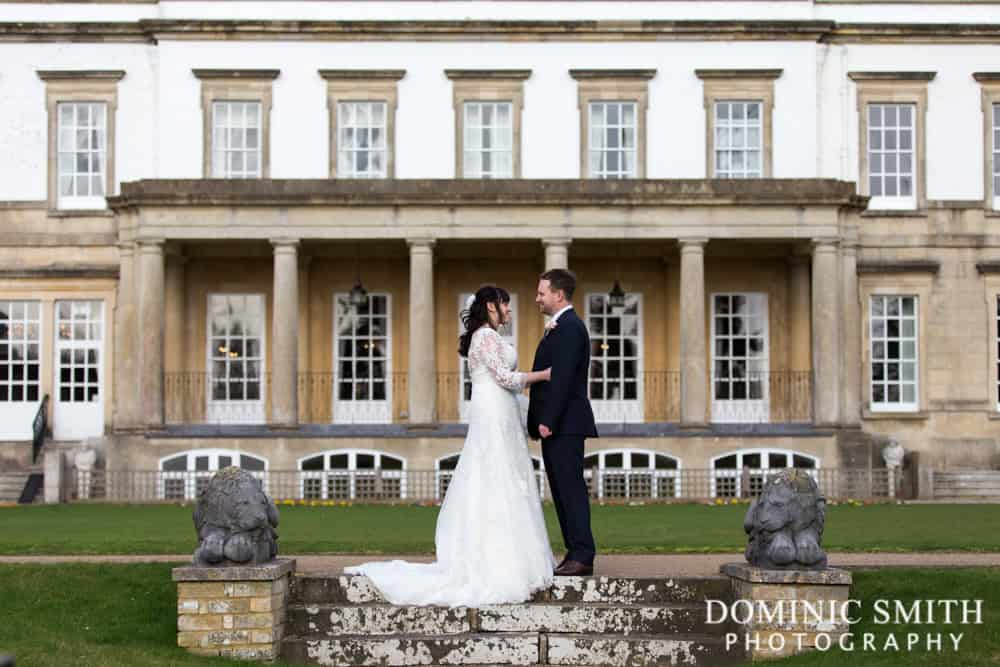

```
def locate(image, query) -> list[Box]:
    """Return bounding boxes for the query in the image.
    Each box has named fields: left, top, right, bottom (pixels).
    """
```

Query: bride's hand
left=543, top=367, right=552, bottom=381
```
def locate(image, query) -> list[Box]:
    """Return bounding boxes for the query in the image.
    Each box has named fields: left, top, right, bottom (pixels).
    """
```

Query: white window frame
left=583, top=449, right=681, bottom=500
left=158, top=448, right=268, bottom=501
left=587, top=101, right=638, bottom=179
left=710, top=448, right=819, bottom=499
left=710, top=292, right=770, bottom=423
left=211, top=100, right=263, bottom=178
left=868, top=295, right=919, bottom=413
left=298, top=449, right=406, bottom=500
left=586, top=292, right=644, bottom=423
left=333, top=293, right=392, bottom=424
left=337, top=101, right=388, bottom=178
left=713, top=100, right=763, bottom=179
left=57, top=101, right=107, bottom=209
left=205, top=294, right=267, bottom=425
left=462, top=101, right=514, bottom=178
left=435, top=451, right=543, bottom=500
left=866, top=103, right=917, bottom=211
left=0, top=300, right=43, bottom=440
left=993, top=103, right=1000, bottom=211
left=457, top=292, right=518, bottom=423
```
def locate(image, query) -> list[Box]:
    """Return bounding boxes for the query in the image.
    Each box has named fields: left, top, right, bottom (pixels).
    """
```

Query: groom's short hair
left=540, top=268, right=576, bottom=301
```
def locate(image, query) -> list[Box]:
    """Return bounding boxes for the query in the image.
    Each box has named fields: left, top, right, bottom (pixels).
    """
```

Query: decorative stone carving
left=882, top=438, right=905, bottom=470
left=192, top=467, right=279, bottom=566
left=743, top=469, right=827, bottom=570
left=73, top=442, right=98, bottom=501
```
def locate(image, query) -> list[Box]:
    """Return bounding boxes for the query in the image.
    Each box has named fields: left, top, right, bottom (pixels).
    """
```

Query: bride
left=344, top=285, right=556, bottom=606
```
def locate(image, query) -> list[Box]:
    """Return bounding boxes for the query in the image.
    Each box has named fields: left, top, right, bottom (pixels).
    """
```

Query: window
left=212, top=101, right=262, bottom=178
left=436, top=452, right=543, bottom=500
left=299, top=450, right=405, bottom=500
left=159, top=449, right=267, bottom=500
left=713, top=101, right=762, bottom=178
left=584, top=449, right=679, bottom=499
left=194, top=69, right=278, bottom=179
left=994, top=103, right=1000, bottom=211
left=337, top=101, right=387, bottom=178
left=333, top=293, right=392, bottom=423
left=696, top=69, right=780, bottom=179
left=207, top=294, right=265, bottom=424
left=457, top=292, right=518, bottom=422
left=463, top=102, right=513, bottom=178
left=321, top=70, right=404, bottom=178
left=571, top=69, right=654, bottom=178
left=711, top=449, right=817, bottom=499
left=869, top=295, right=918, bottom=412
left=587, top=293, right=642, bottom=423
left=866, top=104, right=915, bottom=209
left=849, top=71, right=933, bottom=212
left=38, top=70, right=123, bottom=212
left=976, top=74, right=1000, bottom=211
left=711, top=293, right=769, bottom=423
left=55, top=300, right=101, bottom=404
left=0, top=301, right=41, bottom=405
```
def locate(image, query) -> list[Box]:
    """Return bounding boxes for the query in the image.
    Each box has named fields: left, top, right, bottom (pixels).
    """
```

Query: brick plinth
left=172, top=558, right=295, bottom=662
left=720, top=563, right=853, bottom=661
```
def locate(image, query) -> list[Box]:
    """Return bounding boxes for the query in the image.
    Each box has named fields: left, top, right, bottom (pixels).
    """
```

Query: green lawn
left=0, top=502, right=999, bottom=555
left=0, top=564, right=997, bottom=666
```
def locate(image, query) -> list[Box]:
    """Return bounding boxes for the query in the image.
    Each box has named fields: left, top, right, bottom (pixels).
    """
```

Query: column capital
left=270, top=238, right=300, bottom=251
left=542, top=237, right=572, bottom=248
left=117, top=241, right=135, bottom=255
left=407, top=238, right=436, bottom=251
left=811, top=238, right=840, bottom=252
left=679, top=238, right=708, bottom=252
left=136, top=238, right=165, bottom=253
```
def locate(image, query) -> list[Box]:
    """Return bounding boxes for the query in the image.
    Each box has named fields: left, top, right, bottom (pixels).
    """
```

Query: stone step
left=280, top=633, right=742, bottom=666
left=289, top=602, right=714, bottom=637
left=291, top=575, right=731, bottom=606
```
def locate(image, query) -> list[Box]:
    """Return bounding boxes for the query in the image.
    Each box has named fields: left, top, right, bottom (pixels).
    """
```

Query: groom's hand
left=539, top=424, right=552, bottom=439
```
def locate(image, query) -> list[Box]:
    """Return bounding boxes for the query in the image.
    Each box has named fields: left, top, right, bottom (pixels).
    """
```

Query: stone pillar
left=43, top=448, right=64, bottom=504
left=841, top=243, right=861, bottom=427
left=271, top=239, right=299, bottom=428
left=138, top=239, right=165, bottom=428
left=543, top=238, right=571, bottom=271
left=114, top=242, right=139, bottom=430
left=788, top=256, right=812, bottom=372
left=679, top=239, right=708, bottom=427
left=173, top=559, right=295, bottom=661
left=408, top=239, right=436, bottom=424
left=721, top=563, right=852, bottom=661
left=812, top=240, right=841, bottom=427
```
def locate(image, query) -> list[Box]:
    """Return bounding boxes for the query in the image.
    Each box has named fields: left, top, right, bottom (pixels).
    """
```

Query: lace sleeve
left=471, top=328, right=525, bottom=392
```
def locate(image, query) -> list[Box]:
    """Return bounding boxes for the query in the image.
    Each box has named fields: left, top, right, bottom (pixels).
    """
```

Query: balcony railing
left=65, top=467, right=902, bottom=503
left=162, top=370, right=811, bottom=426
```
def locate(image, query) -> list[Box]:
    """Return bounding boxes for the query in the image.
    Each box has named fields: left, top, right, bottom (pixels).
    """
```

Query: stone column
left=408, top=239, right=436, bottom=424
left=679, top=239, right=708, bottom=427
left=114, top=242, right=139, bottom=429
left=138, top=239, right=165, bottom=428
left=543, top=238, right=571, bottom=271
left=812, top=239, right=841, bottom=426
left=271, top=239, right=299, bottom=428
left=841, top=242, right=861, bottom=426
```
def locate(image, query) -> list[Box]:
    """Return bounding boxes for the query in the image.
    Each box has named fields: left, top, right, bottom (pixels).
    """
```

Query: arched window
left=435, top=453, right=545, bottom=500
left=583, top=449, right=680, bottom=500
left=298, top=450, right=406, bottom=500
left=711, top=449, right=818, bottom=498
left=158, top=449, right=267, bottom=500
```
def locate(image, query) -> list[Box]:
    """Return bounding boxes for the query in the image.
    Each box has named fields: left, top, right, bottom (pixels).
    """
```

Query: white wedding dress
left=344, top=325, right=555, bottom=606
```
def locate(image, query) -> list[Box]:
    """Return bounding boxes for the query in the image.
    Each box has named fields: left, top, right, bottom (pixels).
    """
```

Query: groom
left=528, top=268, right=598, bottom=576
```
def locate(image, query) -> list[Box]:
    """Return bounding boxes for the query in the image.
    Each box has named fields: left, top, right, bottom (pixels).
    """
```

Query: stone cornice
left=108, top=178, right=866, bottom=210
left=445, top=69, right=532, bottom=81
left=0, top=265, right=120, bottom=279
left=37, top=70, right=126, bottom=82
left=318, top=69, right=406, bottom=81
left=976, top=261, right=1000, bottom=274
left=192, top=69, right=280, bottom=81
left=857, top=260, right=941, bottom=274
left=974, top=72, right=1000, bottom=83
left=847, top=71, right=937, bottom=82
left=570, top=69, right=657, bottom=81
left=695, top=69, right=784, bottom=80
left=6, top=20, right=1000, bottom=45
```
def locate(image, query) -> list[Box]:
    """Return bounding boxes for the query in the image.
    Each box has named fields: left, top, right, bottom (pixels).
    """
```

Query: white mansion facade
left=2, top=0, right=1000, bottom=499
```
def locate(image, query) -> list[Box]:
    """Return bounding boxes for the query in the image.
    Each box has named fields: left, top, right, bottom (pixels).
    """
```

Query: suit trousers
left=542, top=433, right=596, bottom=565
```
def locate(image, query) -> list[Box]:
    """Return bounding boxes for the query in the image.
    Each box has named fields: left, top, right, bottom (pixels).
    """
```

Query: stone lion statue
left=743, top=469, right=827, bottom=570
left=192, top=467, right=279, bottom=566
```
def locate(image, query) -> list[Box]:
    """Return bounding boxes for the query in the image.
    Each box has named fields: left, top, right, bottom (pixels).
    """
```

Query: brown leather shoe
left=554, top=560, right=594, bottom=576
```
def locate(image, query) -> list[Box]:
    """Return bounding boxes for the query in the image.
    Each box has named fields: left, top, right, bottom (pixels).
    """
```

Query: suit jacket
left=527, top=308, right=599, bottom=440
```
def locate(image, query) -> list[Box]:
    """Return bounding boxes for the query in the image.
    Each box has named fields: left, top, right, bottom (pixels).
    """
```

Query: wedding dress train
left=344, top=325, right=555, bottom=606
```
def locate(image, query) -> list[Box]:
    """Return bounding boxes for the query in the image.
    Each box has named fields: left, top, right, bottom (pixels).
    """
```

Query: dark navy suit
left=527, top=307, right=598, bottom=566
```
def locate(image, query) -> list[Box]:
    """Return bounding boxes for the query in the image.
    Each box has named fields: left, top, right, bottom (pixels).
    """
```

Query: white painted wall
left=2, top=4, right=1000, bottom=201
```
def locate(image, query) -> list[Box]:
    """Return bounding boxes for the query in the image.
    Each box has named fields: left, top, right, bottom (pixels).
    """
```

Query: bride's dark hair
left=458, top=285, right=511, bottom=358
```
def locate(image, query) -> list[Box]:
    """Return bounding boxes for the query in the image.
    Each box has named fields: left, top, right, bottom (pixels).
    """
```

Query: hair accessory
left=465, top=294, right=476, bottom=310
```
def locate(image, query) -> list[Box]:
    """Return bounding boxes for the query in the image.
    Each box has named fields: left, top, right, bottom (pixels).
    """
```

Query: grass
left=0, top=564, right=997, bottom=666
left=0, top=502, right=999, bottom=555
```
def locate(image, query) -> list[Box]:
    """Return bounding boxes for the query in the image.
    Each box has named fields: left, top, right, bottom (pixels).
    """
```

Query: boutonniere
left=544, top=319, right=559, bottom=333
